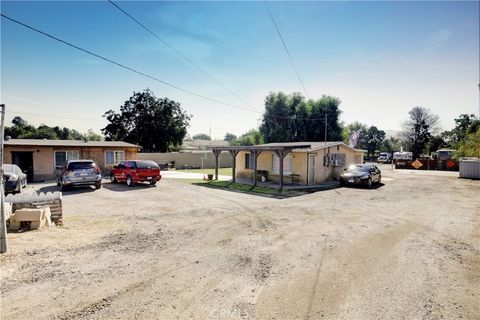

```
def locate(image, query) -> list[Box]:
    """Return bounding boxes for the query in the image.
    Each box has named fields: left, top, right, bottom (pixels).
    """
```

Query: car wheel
left=110, top=174, right=117, bottom=183
left=149, top=180, right=157, bottom=186
left=95, top=183, right=102, bottom=190
left=126, top=175, right=134, bottom=187
left=61, top=184, right=70, bottom=192
left=340, top=179, right=346, bottom=187
left=57, top=176, right=61, bottom=187
left=367, top=178, right=373, bottom=188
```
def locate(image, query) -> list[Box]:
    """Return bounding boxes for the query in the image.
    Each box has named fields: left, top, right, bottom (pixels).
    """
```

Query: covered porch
left=209, top=144, right=311, bottom=191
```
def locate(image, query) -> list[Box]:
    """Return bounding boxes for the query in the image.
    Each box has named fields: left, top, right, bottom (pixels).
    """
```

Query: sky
left=1, top=1, right=479, bottom=139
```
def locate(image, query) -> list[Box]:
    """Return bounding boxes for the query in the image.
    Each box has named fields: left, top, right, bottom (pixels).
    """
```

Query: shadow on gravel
left=193, top=181, right=339, bottom=199
left=102, top=182, right=156, bottom=192
left=340, top=182, right=385, bottom=190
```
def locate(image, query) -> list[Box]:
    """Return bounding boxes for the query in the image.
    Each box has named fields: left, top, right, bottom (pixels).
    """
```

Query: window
left=245, top=153, right=254, bottom=169
left=105, top=150, right=125, bottom=165
left=54, top=150, right=79, bottom=167
left=272, top=154, right=292, bottom=174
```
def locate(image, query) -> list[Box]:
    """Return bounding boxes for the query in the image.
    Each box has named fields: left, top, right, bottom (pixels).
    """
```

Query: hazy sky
left=1, top=1, right=479, bottom=139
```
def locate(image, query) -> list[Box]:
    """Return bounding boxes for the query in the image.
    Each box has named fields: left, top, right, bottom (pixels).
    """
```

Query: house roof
left=209, top=141, right=364, bottom=153
left=257, top=141, right=364, bottom=153
left=4, top=139, right=140, bottom=148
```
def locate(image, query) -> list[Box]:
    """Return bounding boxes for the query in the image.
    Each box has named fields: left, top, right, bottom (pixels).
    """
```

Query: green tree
left=365, top=126, right=385, bottom=157
left=85, top=129, right=102, bottom=141
left=192, top=133, right=211, bottom=140
left=401, top=106, right=440, bottom=158
left=102, top=89, right=191, bottom=152
left=381, top=136, right=402, bottom=153
left=443, top=114, right=480, bottom=146
left=342, top=121, right=368, bottom=149
left=259, top=92, right=342, bottom=143
left=232, top=129, right=264, bottom=146
left=455, top=127, right=480, bottom=158
left=224, top=133, right=237, bottom=143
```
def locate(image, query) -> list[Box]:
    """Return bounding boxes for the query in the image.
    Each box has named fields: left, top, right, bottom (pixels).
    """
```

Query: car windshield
left=136, top=161, right=159, bottom=169
left=67, top=162, right=95, bottom=170
left=2, top=165, right=16, bottom=173
left=347, top=164, right=370, bottom=173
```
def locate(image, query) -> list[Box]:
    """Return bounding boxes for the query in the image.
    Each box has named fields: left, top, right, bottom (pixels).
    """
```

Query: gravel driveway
left=1, top=165, right=479, bottom=319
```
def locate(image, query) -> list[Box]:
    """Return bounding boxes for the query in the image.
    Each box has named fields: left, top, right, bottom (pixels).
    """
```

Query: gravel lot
left=1, top=165, right=479, bottom=320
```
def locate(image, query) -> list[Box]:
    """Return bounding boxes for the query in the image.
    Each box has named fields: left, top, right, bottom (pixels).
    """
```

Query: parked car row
left=2, top=164, right=28, bottom=194
left=56, top=159, right=161, bottom=191
left=339, top=164, right=382, bottom=188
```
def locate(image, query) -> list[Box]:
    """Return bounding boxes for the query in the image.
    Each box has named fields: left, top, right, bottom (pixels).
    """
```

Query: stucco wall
left=235, top=145, right=364, bottom=185
left=3, top=146, right=138, bottom=181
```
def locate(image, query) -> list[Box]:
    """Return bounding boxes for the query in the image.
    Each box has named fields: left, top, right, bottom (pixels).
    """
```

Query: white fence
left=5, top=192, right=62, bottom=204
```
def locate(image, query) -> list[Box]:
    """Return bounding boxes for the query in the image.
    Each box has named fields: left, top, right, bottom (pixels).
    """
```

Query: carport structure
left=209, top=144, right=311, bottom=191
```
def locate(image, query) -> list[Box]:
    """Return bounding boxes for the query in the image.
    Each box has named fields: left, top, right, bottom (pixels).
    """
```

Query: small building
left=210, top=142, right=364, bottom=189
left=3, top=139, right=140, bottom=182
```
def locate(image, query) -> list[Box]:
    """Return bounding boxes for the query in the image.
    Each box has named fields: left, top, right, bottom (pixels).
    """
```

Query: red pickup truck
left=110, top=160, right=161, bottom=186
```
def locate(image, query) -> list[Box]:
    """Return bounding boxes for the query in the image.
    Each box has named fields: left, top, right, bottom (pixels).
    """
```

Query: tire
left=149, top=180, right=157, bottom=186
left=110, top=174, right=117, bottom=183
left=95, top=183, right=102, bottom=190
left=61, top=184, right=70, bottom=192
left=57, top=177, right=61, bottom=187
left=340, top=179, right=346, bottom=187
left=367, top=178, right=373, bottom=188
left=126, top=175, right=134, bottom=187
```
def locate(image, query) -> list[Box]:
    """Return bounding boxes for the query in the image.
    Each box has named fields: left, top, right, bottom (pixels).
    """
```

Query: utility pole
left=0, top=104, right=7, bottom=254
left=324, top=114, right=328, bottom=146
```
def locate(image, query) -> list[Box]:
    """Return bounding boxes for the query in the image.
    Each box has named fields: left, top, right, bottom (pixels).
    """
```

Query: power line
left=7, top=110, right=106, bottom=122
left=108, top=0, right=254, bottom=109
left=0, top=13, right=260, bottom=115
left=0, top=12, right=324, bottom=128
left=264, top=1, right=310, bottom=99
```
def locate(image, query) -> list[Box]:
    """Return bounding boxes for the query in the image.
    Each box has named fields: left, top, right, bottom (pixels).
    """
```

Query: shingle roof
left=5, top=139, right=140, bottom=148
left=257, top=141, right=363, bottom=152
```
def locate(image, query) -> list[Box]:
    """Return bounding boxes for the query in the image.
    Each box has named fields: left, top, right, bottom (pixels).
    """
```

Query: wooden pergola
left=209, top=144, right=311, bottom=191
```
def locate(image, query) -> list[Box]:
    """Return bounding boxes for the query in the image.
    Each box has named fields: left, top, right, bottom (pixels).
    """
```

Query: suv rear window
left=68, top=162, right=95, bottom=170
left=135, top=161, right=159, bottom=169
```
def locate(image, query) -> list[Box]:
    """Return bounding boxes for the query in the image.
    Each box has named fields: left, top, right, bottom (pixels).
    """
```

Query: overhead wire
left=264, top=1, right=310, bottom=99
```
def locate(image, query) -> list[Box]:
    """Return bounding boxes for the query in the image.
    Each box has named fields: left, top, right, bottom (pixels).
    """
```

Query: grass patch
left=207, top=180, right=280, bottom=195
left=175, top=168, right=233, bottom=176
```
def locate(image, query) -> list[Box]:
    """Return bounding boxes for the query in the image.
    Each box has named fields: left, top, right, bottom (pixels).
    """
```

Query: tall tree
left=342, top=121, right=368, bottom=149
left=443, top=114, right=480, bottom=146
left=365, top=126, right=386, bottom=157
left=224, top=133, right=237, bottom=143
left=102, top=89, right=191, bottom=152
left=401, top=106, right=440, bottom=158
left=381, top=136, right=402, bottom=153
left=260, top=92, right=342, bottom=143
left=192, top=133, right=211, bottom=140
left=232, top=129, right=264, bottom=146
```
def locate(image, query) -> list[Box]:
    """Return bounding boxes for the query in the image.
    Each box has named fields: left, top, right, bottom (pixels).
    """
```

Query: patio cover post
left=275, top=150, right=290, bottom=191
left=252, top=150, right=262, bottom=187
left=213, top=149, right=221, bottom=180
left=229, top=149, right=239, bottom=183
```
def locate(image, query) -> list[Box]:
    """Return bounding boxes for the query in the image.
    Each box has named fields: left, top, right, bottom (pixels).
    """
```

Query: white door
left=308, top=154, right=316, bottom=185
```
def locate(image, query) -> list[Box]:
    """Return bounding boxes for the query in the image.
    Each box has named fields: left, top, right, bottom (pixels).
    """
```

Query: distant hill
left=385, top=130, right=401, bottom=139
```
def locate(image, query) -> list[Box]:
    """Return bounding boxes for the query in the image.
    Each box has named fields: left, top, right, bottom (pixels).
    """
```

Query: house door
left=12, top=152, right=34, bottom=182
left=308, top=154, right=316, bottom=185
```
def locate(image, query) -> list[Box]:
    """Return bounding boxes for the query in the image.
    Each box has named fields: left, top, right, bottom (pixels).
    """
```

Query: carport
left=209, top=144, right=310, bottom=191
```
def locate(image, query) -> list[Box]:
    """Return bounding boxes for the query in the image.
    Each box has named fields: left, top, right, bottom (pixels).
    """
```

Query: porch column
left=229, top=149, right=239, bottom=183
left=275, top=149, right=290, bottom=191
left=252, top=150, right=262, bottom=187
left=213, top=149, right=221, bottom=180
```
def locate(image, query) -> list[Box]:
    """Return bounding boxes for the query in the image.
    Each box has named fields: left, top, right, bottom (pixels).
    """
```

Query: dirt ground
left=1, top=164, right=479, bottom=320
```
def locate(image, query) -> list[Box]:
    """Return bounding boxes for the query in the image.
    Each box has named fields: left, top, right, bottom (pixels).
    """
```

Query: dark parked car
left=2, top=164, right=27, bottom=194
left=57, top=160, right=102, bottom=191
left=340, top=164, right=382, bottom=188
left=110, top=160, right=161, bottom=186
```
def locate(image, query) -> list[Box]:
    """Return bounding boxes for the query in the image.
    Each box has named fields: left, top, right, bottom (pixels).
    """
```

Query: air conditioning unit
left=333, top=159, right=342, bottom=167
